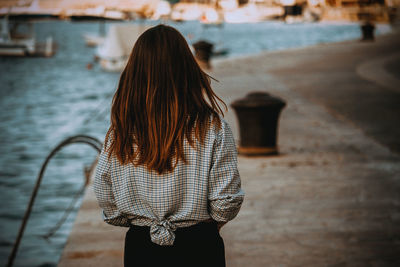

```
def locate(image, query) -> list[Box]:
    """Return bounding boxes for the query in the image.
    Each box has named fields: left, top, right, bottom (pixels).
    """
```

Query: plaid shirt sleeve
left=93, top=137, right=130, bottom=227
left=208, top=120, right=244, bottom=222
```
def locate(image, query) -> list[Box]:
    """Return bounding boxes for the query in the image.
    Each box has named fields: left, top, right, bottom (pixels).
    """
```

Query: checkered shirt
left=93, top=116, right=244, bottom=246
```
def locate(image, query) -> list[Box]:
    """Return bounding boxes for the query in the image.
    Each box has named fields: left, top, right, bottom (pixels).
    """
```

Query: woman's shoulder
left=209, top=113, right=232, bottom=140
left=207, top=114, right=237, bottom=155
left=102, top=128, right=115, bottom=152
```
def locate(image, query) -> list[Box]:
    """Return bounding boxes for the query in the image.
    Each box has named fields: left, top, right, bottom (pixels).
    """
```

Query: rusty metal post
left=193, top=40, right=213, bottom=69
left=231, top=92, right=286, bottom=156
left=361, top=21, right=375, bottom=41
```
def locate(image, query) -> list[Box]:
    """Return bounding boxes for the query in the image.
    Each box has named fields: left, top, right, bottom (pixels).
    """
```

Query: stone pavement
left=59, top=29, right=400, bottom=266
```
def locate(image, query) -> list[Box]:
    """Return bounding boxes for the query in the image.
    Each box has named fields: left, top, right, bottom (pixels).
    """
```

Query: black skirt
left=124, top=222, right=226, bottom=267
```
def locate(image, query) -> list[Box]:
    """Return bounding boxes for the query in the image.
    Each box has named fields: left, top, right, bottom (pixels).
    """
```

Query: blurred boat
left=82, top=21, right=106, bottom=47
left=96, top=23, right=149, bottom=72
left=0, top=15, right=54, bottom=57
left=83, top=33, right=105, bottom=47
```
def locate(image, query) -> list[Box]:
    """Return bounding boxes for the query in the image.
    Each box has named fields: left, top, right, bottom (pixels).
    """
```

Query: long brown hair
left=105, top=24, right=226, bottom=174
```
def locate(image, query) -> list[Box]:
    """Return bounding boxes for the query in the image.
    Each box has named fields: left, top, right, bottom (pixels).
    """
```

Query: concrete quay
left=59, top=29, right=400, bottom=266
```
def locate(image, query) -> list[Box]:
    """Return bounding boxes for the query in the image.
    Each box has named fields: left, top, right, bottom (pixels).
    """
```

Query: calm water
left=0, top=19, right=391, bottom=266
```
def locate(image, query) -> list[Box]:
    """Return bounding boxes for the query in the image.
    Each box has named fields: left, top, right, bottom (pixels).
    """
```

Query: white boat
left=96, top=24, right=150, bottom=72
left=0, top=15, right=33, bottom=56
left=0, top=15, right=54, bottom=57
left=82, top=33, right=105, bottom=47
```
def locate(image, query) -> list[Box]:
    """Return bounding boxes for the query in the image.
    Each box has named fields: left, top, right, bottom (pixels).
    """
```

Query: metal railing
left=7, top=135, right=103, bottom=267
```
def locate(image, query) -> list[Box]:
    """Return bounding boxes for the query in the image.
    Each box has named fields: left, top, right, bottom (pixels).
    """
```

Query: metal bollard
left=361, top=21, right=375, bottom=41
left=231, top=92, right=286, bottom=156
left=193, top=40, right=213, bottom=69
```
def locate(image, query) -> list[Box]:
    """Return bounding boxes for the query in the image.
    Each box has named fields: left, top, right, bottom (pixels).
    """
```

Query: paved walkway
left=59, top=29, right=400, bottom=266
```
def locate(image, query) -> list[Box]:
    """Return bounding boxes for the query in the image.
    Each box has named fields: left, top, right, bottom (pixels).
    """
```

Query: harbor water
left=0, top=19, right=391, bottom=266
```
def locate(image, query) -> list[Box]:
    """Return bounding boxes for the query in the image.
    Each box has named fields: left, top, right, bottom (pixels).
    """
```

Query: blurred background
left=0, top=0, right=399, bottom=266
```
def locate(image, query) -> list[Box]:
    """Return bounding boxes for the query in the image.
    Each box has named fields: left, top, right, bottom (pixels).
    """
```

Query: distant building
left=0, top=0, right=162, bottom=19
left=319, top=0, right=396, bottom=21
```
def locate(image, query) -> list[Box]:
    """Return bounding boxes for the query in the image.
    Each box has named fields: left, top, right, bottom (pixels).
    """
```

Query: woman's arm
left=93, top=141, right=130, bottom=227
left=208, top=120, right=244, bottom=228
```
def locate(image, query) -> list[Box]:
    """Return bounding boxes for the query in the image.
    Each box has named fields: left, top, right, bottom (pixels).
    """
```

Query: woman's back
left=94, top=115, right=243, bottom=246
